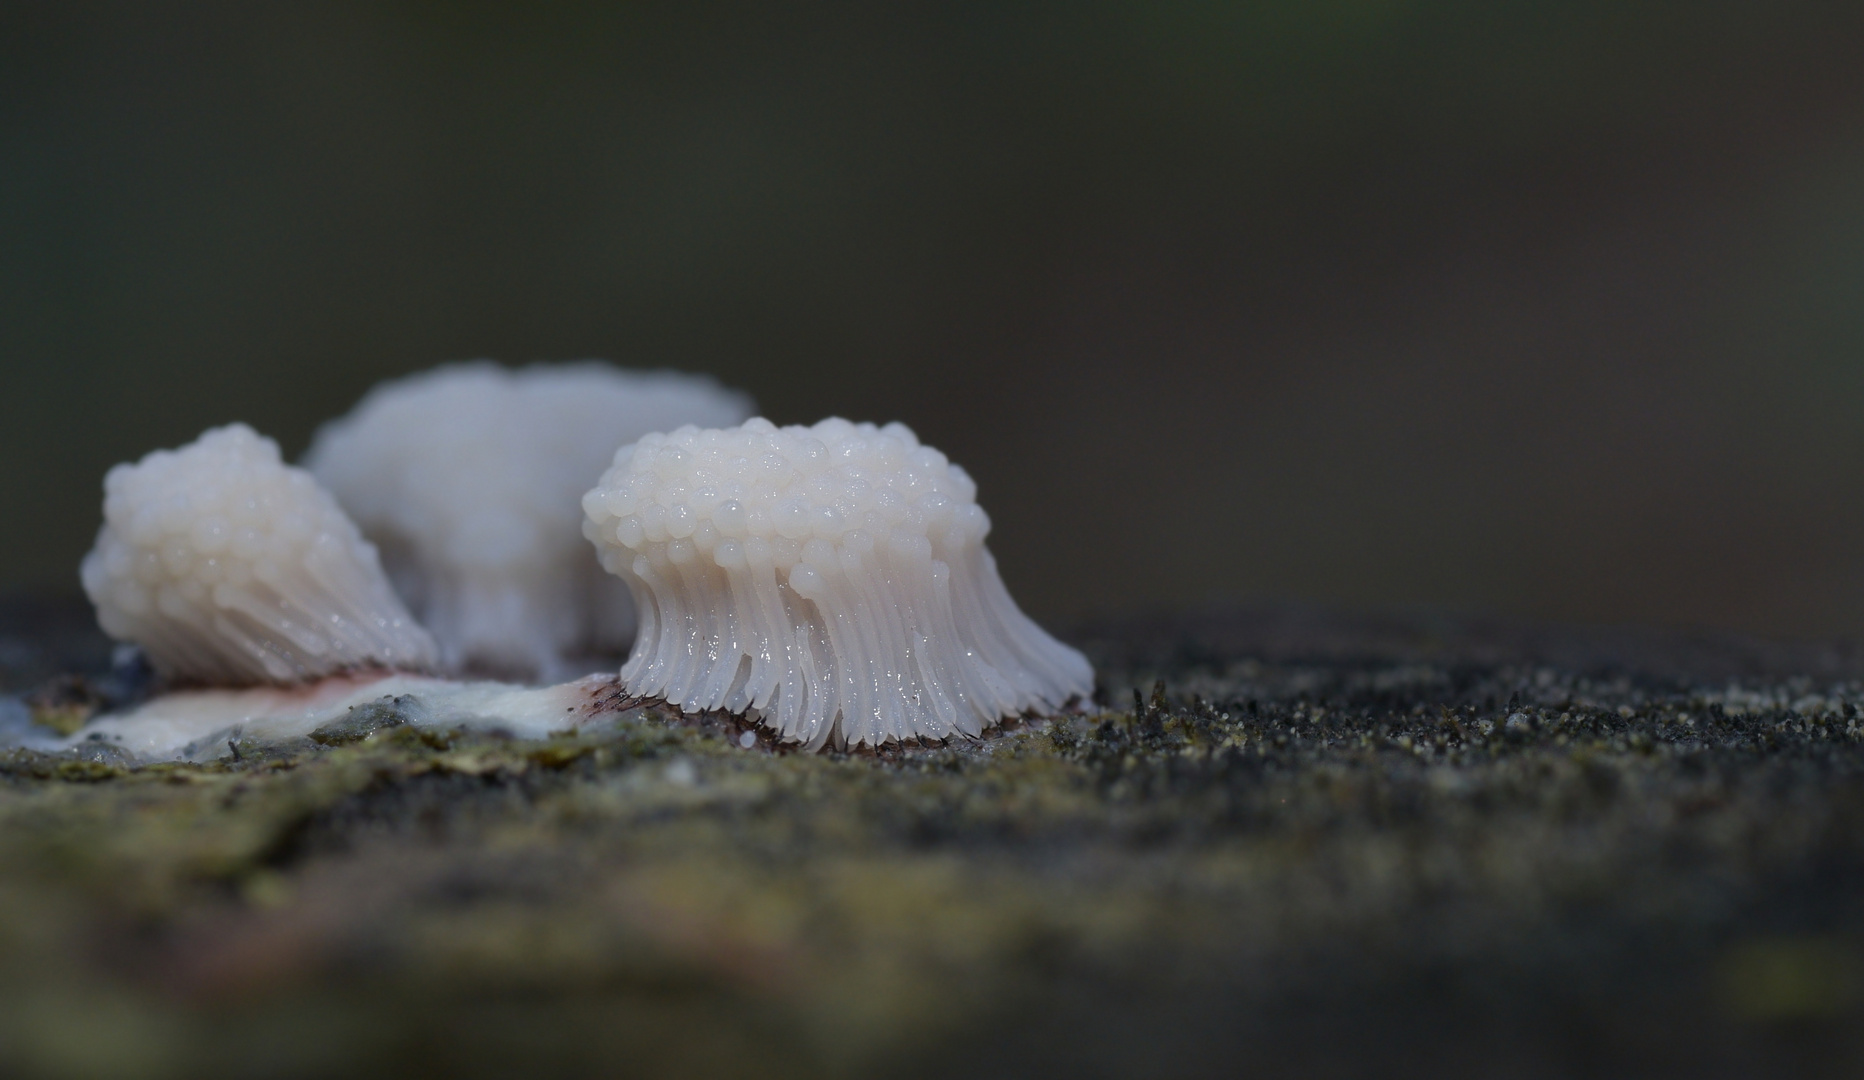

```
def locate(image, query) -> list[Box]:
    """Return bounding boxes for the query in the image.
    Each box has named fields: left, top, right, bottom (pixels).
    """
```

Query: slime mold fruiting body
left=81, top=424, right=438, bottom=685
left=582, top=417, right=1093, bottom=749
left=305, top=361, right=754, bottom=679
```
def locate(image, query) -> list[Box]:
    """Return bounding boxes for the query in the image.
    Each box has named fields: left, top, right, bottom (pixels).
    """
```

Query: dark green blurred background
left=6, top=2, right=1864, bottom=637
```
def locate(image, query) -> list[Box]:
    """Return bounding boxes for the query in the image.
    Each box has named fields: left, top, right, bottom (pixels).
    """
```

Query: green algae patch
left=5, top=611, right=1864, bottom=1076
left=307, top=695, right=416, bottom=746
left=24, top=674, right=105, bottom=736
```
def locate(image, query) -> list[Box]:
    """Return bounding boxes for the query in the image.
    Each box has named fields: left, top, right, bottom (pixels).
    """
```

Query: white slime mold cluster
left=582, top=417, right=1093, bottom=749
left=305, top=362, right=754, bottom=679
left=80, top=424, right=438, bottom=684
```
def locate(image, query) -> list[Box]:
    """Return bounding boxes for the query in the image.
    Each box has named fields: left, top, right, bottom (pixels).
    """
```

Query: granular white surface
left=80, top=424, right=439, bottom=685
left=306, top=362, right=753, bottom=681
left=583, top=417, right=1093, bottom=749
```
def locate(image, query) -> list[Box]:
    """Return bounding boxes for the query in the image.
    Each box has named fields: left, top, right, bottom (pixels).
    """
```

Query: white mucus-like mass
left=80, top=424, right=439, bottom=685
left=582, top=417, right=1093, bottom=749
left=60, top=673, right=604, bottom=763
left=304, top=361, right=754, bottom=680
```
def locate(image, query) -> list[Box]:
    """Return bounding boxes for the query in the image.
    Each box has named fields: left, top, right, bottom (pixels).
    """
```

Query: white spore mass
left=80, top=424, right=438, bottom=684
left=583, top=417, right=1093, bottom=749
left=305, top=361, right=754, bottom=679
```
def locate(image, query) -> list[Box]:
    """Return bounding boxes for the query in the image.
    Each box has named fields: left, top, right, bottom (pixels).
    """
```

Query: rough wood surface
left=2, top=598, right=1862, bottom=1078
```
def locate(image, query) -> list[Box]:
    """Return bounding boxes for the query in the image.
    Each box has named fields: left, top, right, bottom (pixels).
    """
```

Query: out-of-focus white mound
left=306, top=361, right=754, bottom=682
left=80, top=424, right=438, bottom=685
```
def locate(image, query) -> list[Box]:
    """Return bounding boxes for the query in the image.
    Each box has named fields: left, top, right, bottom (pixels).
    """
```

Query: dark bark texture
left=2, top=597, right=1863, bottom=1078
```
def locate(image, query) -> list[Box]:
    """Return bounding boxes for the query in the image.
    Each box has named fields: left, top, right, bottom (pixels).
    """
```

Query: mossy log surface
left=3, top=599, right=1864, bottom=1078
